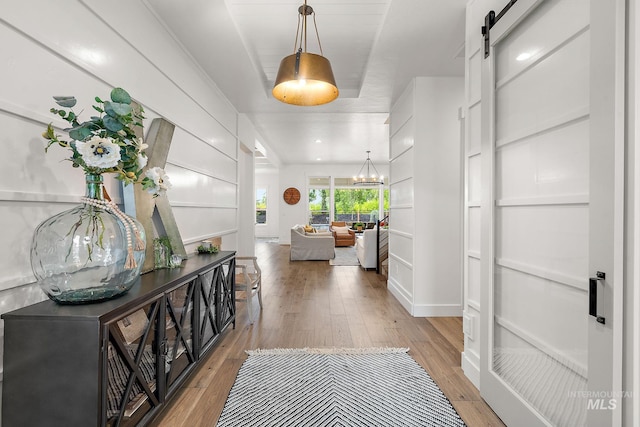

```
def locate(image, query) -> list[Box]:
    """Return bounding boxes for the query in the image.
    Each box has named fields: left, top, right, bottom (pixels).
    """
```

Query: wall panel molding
left=496, top=257, right=586, bottom=291
left=496, top=195, right=588, bottom=207
left=168, top=159, right=237, bottom=185
left=467, top=299, right=480, bottom=312
left=496, top=107, right=589, bottom=149
left=389, top=253, right=413, bottom=270
left=0, top=272, right=36, bottom=293
left=0, top=191, right=120, bottom=205
left=496, top=314, right=587, bottom=379
left=183, top=228, right=239, bottom=245
left=389, top=229, right=413, bottom=239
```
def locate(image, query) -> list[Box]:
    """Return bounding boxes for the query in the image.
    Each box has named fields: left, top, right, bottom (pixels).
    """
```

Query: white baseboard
left=387, top=278, right=413, bottom=315
left=462, top=351, right=480, bottom=389
left=387, top=279, right=463, bottom=317
left=412, top=303, right=463, bottom=317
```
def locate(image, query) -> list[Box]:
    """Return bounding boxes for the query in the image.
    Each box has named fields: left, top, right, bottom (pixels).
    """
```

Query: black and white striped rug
left=216, top=347, right=466, bottom=427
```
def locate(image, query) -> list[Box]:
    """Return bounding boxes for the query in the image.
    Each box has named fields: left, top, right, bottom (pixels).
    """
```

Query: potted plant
left=354, top=222, right=364, bottom=232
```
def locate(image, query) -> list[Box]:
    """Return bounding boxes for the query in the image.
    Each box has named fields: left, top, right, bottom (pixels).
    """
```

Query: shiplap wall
left=0, top=0, right=245, bottom=406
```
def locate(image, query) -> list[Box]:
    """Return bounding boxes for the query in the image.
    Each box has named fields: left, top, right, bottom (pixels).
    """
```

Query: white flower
left=76, top=136, right=121, bottom=169
left=145, top=167, right=172, bottom=196
left=137, top=138, right=148, bottom=151
left=137, top=153, right=148, bottom=170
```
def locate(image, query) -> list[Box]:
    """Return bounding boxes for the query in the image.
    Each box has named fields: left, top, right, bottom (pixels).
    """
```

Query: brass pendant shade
left=272, top=1, right=338, bottom=106
left=272, top=51, right=338, bottom=106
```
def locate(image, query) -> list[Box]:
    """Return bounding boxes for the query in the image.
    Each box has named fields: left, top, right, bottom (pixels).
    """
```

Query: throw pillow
left=332, top=226, right=350, bottom=235
left=304, top=225, right=315, bottom=233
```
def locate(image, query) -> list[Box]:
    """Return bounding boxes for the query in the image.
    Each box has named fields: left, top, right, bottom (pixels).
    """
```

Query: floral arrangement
left=42, top=87, right=170, bottom=196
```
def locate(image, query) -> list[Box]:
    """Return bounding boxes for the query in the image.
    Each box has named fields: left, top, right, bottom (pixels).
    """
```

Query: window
left=334, top=187, right=380, bottom=224
left=308, top=177, right=330, bottom=230
left=307, top=176, right=389, bottom=230
left=256, top=188, right=267, bottom=224
left=334, top=177, right=389, bottom=226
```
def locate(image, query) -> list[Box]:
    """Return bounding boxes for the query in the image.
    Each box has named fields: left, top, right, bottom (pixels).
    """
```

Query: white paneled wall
left=0, top=0, right=247, bottom=404
left=388, top=77, right=464, bottom=318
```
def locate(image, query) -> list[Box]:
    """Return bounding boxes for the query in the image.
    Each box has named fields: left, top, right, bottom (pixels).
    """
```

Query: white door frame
left=588, top=0, right=626, bottom=424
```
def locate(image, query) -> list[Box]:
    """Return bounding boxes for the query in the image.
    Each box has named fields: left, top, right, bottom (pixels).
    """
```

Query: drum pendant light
left=272, top=1, right=339, bottom=106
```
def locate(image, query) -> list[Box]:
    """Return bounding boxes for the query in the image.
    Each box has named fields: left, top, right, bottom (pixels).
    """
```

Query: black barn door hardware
left=481, top=0, right=519, bottom=58
left=589, top=271, right=606, bottom=325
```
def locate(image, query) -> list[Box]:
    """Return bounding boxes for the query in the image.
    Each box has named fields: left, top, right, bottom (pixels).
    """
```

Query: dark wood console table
left=2, top=251, right=236, bottom=427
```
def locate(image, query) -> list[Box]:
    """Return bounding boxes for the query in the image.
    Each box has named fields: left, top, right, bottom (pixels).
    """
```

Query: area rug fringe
left=246, top=346, right=409, bottom=356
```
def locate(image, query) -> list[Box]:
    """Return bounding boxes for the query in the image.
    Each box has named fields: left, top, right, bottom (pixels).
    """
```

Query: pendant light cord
left=312, top=13, right=324, bottom=56
left=293, top=1, right=324, bottom=56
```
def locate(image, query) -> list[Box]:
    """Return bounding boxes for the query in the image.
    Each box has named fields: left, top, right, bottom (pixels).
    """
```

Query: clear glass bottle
left=154, top=239, right=170, bottom=269
left=30, top=173, right=146, bottom=304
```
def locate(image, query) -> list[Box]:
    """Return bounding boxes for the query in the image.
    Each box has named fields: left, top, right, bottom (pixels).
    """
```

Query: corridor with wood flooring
left=151, top=241, right=504, bottom=426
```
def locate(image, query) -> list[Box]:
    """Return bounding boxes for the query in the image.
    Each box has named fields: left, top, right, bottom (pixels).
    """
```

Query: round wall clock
left=283, top=187, right=301, bottom=205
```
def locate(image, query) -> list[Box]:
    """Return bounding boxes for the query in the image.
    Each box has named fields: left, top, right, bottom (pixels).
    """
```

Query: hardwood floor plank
left=453, top=400, right=506, bottom=427
left=154, top=388, right=207, bottom=427
left=150, top=242, right=505, bottom=427
left=428, top=316, right=465, bottom=353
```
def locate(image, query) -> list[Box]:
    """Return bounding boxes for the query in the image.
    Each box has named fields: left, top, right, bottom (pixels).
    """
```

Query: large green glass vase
left=30, top=174, right=146, bottom=304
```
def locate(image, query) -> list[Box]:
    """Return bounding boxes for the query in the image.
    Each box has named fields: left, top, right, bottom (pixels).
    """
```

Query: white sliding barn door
left=479, top=0, right=625, bottom=426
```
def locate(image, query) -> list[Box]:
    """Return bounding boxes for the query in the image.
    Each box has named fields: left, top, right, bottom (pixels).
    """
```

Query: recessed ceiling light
left=315, top=139, right=322, bottom=144
left=316, top=157, right=322, bottom=161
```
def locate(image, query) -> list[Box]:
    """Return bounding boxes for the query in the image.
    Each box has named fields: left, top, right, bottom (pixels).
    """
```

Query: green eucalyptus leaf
left=68, top=126, right=93, bottom=141
left=95, top=96, right=103, bottom=103
left=104, top=101, right=132, bottom=117
left=110, top=88, right=131, bottom=105
left=104, top=102, right=116, bottom=118
left=103, top=116, right=124, bottom=132
left=53, top=96, right=77, bottom=108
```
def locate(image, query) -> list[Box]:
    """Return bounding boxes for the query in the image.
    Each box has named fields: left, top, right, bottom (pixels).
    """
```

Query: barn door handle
left=589, top=271, right=606, bottom=324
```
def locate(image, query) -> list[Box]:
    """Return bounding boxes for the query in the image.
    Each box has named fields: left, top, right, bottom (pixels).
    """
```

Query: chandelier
left=353, top=151, right=384, bottom=186
left=272, top=1, right=339, bottom=106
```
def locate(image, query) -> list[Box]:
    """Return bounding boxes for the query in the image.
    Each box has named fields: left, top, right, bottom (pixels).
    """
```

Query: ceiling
left=145, top=0, right=467, bottom=168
